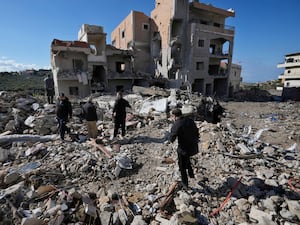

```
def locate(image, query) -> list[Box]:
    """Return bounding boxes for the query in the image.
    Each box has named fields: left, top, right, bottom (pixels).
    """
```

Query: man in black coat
left=56, top=93, right=72, bottom=140
left=112, top=91, right=131, bottom=138
left=44, top=74, right=54, bottom=104
left=168, top=108, right=199, bottom=189
left=83, top=97, right=98, bottom=139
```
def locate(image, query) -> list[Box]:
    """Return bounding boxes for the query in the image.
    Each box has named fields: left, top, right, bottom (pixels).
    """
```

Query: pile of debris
left=0, top=87, right=299, bottom=225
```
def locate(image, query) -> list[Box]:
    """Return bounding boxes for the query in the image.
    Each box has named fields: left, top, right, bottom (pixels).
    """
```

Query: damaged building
left=51, top=25, right=150, bottom=98
left=277, top=52, right=300, bottom=101
left=51, top=0, right=241, bottom=98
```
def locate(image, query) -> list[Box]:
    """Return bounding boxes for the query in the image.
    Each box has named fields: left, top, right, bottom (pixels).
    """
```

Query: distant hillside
left=0, top=70, right=51, bottom=93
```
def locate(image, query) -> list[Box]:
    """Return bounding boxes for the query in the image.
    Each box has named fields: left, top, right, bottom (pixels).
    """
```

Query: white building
left=277, top=52, right=300, bottom=101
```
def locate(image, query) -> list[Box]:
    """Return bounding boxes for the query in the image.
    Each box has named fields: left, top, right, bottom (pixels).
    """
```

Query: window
left=196, top=62, right=204, bottom=70
left=69, top=86, right=79, bottom=96
left=73, top=59, right=83, bottom=72
left=116, top=62, right=125, bottom=73
left=198, top=39, right=204, bottom=47
left=121, top=30, right=125, bottom=39
left=112, top=39, right=116, bottom=46
left=143, top=23, right=149, bottom=31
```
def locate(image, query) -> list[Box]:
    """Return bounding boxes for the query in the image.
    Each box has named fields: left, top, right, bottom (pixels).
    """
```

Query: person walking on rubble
left=83, top=97, right=98, bottom=139
left=112, top=91, right=131, bottom=139
left=44, top=74, right=55, bottom=104
left=56, top=93, right=72, bottom=140
left=167, top=108, right=199, bottom=189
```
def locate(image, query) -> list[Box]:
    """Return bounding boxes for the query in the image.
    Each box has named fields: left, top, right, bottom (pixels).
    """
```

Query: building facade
left=51, top=24, right=150, bottom=98
left=277, top=52, right=300, bottom=100
left=51, top=0, right=240, bottom=98
left=111, top=0, right=237, bottom=97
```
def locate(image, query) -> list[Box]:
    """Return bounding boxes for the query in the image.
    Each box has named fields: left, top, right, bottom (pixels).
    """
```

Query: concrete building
left=111, top=11, right=152, bottom=75
left=277, top=52, right=300, bottom=100
left=222, top=62, right=242, bottom=97
left=51, top=0, right=240, bottom=98
left=51, top=39, right=92, bottom=98
left=51, top=24, right=150, bottom=98
left=111, top=0, right=237, bottom=97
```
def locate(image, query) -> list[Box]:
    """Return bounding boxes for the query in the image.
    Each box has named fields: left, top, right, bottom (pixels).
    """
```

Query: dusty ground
left=220, top=101, right=300, bottom=147
left=1, top=91, right=299, bottom=224
left=83, top=99, right=300, bottom=200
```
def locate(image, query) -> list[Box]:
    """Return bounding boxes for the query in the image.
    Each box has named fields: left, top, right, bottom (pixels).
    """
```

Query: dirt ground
left=220, top=101, right=300, bottom=148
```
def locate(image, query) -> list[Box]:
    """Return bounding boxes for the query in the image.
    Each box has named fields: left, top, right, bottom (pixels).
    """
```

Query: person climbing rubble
left=166, top=108, right=199, bottom=190
left=56, top=93, right=72, bottom=140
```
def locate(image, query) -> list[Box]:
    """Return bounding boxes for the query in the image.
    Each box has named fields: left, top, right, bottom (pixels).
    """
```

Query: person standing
left=167, top=108, right=199, bottom=189
left=56, top=93, right=72, bottom=140
left=83, top=97, right=98, bottom=139
left=44, top=74, right=54, bottom=104
left=112, top=91, right=131, bottom=138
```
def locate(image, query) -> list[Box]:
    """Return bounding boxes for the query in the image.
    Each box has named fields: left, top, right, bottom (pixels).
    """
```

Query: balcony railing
left=189, top=19, right=235, bottom=31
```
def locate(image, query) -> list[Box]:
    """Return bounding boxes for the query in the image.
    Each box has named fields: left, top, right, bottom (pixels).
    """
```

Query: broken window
left=116, top=62, right=125, bottom=73
left=196, top=62, right=204, bottom=70
left=209, top=45, right=216, bottom=54
left=198, top=39, right=204, bottom=47
left=200, top=20, right=208, bottom=25
left=143, top=23, right=149, bottom=31
left=127, top=41, right=133, bottom=49
left=69, top=86, right=79, bottom=96
left=213, top=22, right=221, bottom=28
left=73, top=59, right=83, bottom=72
left=90, top=44, right=97, bottom=55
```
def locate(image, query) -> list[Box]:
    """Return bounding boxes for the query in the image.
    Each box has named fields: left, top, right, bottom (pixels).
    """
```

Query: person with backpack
left=167, top=108, right=199, bottom=189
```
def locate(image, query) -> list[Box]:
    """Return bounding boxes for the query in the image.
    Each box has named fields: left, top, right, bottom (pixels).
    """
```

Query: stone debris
left=0, top=88, right=299, bottom=225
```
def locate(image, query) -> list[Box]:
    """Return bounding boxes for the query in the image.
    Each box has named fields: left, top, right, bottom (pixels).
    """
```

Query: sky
left=0, top=0, right=299, bottom=83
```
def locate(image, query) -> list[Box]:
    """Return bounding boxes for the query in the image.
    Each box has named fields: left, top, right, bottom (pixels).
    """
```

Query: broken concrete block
left=21, top=218, right=45, bottom=225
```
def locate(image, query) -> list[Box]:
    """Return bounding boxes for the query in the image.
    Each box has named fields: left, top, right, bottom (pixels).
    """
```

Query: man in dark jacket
left=112, top=91, right=131, bottom=138
left=56, top=93, right=72, bottom=140
left=83, top=97, right=98, bottom=139
left=44, top=74, right=54, bottom=104
left=168, top=108, right=199, bottom=189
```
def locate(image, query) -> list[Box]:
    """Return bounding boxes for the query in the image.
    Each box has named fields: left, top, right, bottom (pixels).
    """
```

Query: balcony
left=277, top=61, right=300, bottom=68
left=57, top=70, right=91, bottom=81
left=87, top=53, right=106, bottom=63
left=190, top=20, right=235, bottom=36
left=279, top=72, right=300, bottom=79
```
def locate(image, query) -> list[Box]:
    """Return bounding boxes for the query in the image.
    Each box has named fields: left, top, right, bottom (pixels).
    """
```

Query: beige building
left=277, top=52, right=300, bottom=87
left=111, top=0, right=238, bottom=97
left=51, top=0, right=240, bottom=98
left=51, top=39, right=92, bottom=98
left=111, top=11, right=152, bottom=75
left=277, top=52, right=300, bottom=101
left=228, top=63, right=242, bottom=96
left=51, top=24, right=150, bottom=98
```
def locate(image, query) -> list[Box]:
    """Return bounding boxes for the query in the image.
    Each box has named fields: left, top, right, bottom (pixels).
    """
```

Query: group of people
left=55, top=90, right=132, bottom=141
left=49, top=76, right=199, bottom=189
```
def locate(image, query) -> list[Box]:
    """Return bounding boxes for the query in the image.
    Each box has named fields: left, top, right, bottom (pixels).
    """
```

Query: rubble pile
left=0, top=88, right=299, bottom=225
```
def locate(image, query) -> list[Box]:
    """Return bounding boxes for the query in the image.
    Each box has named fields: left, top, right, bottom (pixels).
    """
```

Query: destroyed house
left=111, top=0, right=237, bottom=97
left=51, top=24, right=151, bottom=98
left=51, top=1, right=240, bottom=98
